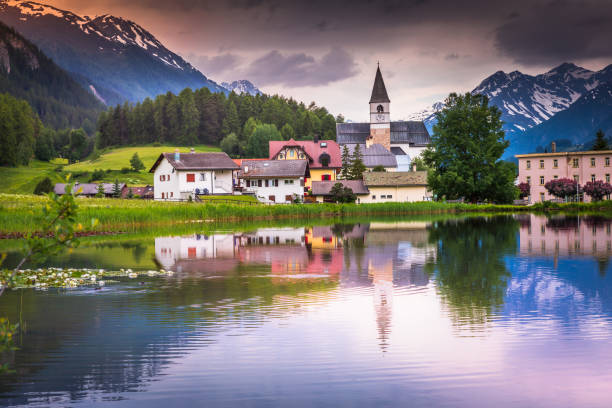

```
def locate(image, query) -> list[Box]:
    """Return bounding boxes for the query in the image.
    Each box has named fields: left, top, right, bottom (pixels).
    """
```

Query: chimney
left=190, top=147, right=195, bottom=153
left=551, top=142, right=556, bottom=153
left=174, top=148, right=180, bottom=162
left=412, top=163, right=417, bottom=172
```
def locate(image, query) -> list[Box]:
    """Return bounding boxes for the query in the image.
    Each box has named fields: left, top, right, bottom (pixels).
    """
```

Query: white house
left=149, top=151, right=239, bottom=201
left=239, top=159, right=309, bottom=204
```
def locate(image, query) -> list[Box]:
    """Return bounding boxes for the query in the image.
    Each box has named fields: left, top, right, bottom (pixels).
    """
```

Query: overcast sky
left=44, top=0, right=612, bottom=121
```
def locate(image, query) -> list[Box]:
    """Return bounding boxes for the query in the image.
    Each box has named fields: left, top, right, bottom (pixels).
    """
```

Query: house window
left=387, top=195, right=393, bottom=199
left=372, top=195, right=376, bottom=200
left=265, top=180, right=269, bottom=187
left=285, top=195, right=292, bottom=202
left=591, top=158, right=596, bottom=167
left=186, top=173, right=195, bottom=182
left=269, top=195, right=276, bottom=202
left=161, top=192, right=165, bottom=199
left=285, top=180, right=294, bottom=185
left=573, top=158, right=579, bottom=168
left=592, top=174, right=596, bottom=182
left=167, top=175, right=170, bottom=182
left=279, top=154, right=284, bottom=159
left=160, top=175, right=165, bottom=181
left=321, top=174, right=331, bottom=181
left=574, top=175, right=579, bottom=182
left=246, top=180, right=251, bottom=187
left=290, top=150, right=295, bottom=158
left=539, top=160, right=544, bottom=169
left=540, top=176, right=545, bottom=185
left=607, top=174, right=610, bottom=183
left=170, top=192, right=173, bottom=198
left=606, top=157, right=610, bottom=167
left=274, top=179, right=279, bottom=187
left=526, top=160, right=531, bottom=169
left=553, top=159, right=558, bottom=168
left=540, top=192, right=545, bottom=201
left=526, top=176, right=531, bottom=185
left=299, top=153, right=305, bottom=159
left=381, top=195, right=386, bottom=199
left=188, top=247, right=196, bottom=258
left=200, top=173, right=207, bottom=181
left=554, top=175, right=558, bottom=179
left=257, top=180, right=262, bottom=187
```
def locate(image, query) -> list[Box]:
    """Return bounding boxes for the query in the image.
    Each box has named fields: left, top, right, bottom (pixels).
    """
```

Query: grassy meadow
left=0, top=144, right=220, bottom=194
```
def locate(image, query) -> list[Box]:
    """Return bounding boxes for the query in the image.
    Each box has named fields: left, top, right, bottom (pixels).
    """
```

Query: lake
left=1, top=214, right=611, bottom=407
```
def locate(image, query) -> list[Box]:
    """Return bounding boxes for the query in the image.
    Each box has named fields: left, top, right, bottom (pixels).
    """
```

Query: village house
left=336, top=65, right=431, bottom=171
left=238, top=159, right=309, bottom=204
left=311, top=180, right=370, bottom=203
left=360, top=171, right=430, bottom=203
left=268, top=138, right=341, bottom=188
left=149, top=150, right=239, bottom=201
left=54, top=182, right=127, bottom=198
left=127, top=185, right=154, bottom=199
left=516, top=144, right=612, bottom=202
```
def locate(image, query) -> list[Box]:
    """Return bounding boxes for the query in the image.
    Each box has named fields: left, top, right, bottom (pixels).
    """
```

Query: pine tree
left=593, top=129, right=609, bottom=151
left=349, top=143, right=366, bottom=180
left=221, top=101, right=240, bottom=137
left=340, top=145, right=351, bottom=179
left=130, top=152, right=145, bottom=172
left=96, top=183, right=105, bottom=198
left=112, top=179, right=121, bottom=198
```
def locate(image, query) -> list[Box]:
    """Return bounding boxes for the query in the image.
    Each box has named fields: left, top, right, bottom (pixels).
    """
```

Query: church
left=336, top=65, right=431, bottom=171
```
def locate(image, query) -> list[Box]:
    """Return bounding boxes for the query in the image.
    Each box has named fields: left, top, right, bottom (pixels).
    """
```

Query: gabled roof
left=149, top=152, right=239, bottom=173
left=311, top=180, right=369, bottom=196
left=363, top=171, right=427, bottom=187
left=54, top=183, right=99, bottom=196
left=269, top=139, right=342, bottom=169
left=101, top=183, right=126, bottom=194
left=345, top=143, right=397, bottom=168
left=370, top=66, right=390, bottom=103
left=336, top=121, right=431, bottom=146
left=238, top=159, right=309, bottom=179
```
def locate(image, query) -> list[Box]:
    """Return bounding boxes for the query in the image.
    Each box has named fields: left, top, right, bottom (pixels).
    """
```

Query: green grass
left=0, top=144, right=220, bottom=194
left=65, top=144, right=220, bottom=173
left=198, top=195, right=259, bottom=204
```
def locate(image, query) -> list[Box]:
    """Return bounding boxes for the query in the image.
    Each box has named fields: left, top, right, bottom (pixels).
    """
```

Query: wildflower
left=98, top=281, right=105, bottom=286
left=128, top=272, right=137, bottom=279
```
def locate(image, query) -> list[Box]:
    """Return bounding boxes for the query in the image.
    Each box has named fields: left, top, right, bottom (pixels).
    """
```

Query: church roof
left=336, top=121, right=431, bottom=146
left=345, top=143, right=397, bottom=168
left=370, top=66, right=390, bottom=103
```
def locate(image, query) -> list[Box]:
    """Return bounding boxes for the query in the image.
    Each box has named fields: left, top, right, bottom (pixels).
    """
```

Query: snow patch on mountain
left=221, top=80, right=262, bottom=96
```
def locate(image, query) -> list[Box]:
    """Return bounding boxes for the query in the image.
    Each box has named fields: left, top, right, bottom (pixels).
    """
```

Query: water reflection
left=1, top=216, right=612, bottom=407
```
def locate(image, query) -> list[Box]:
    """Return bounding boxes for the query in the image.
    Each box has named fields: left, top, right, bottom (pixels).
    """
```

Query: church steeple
left=369, top=64, right=390, bottom=103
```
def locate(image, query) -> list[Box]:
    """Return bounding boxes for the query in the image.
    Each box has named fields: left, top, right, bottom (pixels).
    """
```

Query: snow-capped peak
left=221, top=80, right=262, bottom=96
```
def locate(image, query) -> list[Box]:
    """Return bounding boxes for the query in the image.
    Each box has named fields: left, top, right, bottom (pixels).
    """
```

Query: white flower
left=98, top=281, right=105, bottom=286
left=128, top=272, right=137, bottom=279
left=90, top=275, right=96, bottom=282
left=166, top=271, right=174, bottom=276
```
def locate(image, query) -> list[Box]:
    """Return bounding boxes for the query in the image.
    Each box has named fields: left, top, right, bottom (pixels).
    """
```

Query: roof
left=515, top=150, right=612, bottom=158
left=268, top=139, right=342, bottom=169
left=101, top=183, right=126, bottom=194
left=232, top=158, right=267, bottom=166
left=129, top=185, right=154, bottom=196
left=363, top=171, right=428, bottom=187
left=336, top=121, right=431, bottom=146
left=54, top=183, right=99, bottom=195
left=370, top=66, right=390, bottom=103
left=238, top=159, right=309, bottom=178
left=311, top=180, right=369, bottom=196
left=345, top=144, right=397, bottom=168
left=149, top=152, right=239, bottom=173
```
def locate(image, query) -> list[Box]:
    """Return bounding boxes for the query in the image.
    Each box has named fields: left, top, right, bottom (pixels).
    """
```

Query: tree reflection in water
left=425, top=216, right=518, bottom=327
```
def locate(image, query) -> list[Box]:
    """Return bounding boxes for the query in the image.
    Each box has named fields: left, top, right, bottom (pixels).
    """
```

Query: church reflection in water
left=154, top=221, right=437, bottom=351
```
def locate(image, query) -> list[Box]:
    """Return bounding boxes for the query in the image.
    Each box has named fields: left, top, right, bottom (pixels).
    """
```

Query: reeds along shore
left=1, top=194, right=612, bottom=234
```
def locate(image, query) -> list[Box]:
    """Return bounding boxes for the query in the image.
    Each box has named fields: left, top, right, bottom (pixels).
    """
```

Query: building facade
left=238, top=159, right=309, bottom=204
left=360, top=171, right=430, bottom=203
left=516, top=150, right=612, bottom=202
left=336, top=65, right=431, bottom=171
left=149, top=151, right=238, bottom=201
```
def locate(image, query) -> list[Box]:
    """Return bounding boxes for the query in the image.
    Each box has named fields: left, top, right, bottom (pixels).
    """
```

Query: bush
left=33, top=177, right=53, bottom=195
left=89, top=168, right=105, bottom=182
left=120, top=167, right=131, bottom=174
left=544, top=178, right=580, bottom=199
left=152, top=142, right=161, bottom=147
left=518, top=182, right=530, bottom=198
left=583, top=180, right=612, bottom=201
left=106, top=169, right=112, bottom=173
left=54, top=166, right=63, bottom=172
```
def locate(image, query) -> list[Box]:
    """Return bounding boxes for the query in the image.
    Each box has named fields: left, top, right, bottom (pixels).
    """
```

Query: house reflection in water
left=154, top=221, right=437, bottom=351
left=518, top=214, right=612, bottom=261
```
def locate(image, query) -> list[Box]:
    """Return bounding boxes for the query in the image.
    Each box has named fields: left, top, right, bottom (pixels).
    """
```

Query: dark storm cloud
left=494, top=0, right=612, bottom=65
left=243, top=47, right=359, bottom=87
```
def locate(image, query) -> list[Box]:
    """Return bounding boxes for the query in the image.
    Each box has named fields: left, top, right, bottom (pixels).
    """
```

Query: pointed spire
left=369, top=65, right=390, bottom=103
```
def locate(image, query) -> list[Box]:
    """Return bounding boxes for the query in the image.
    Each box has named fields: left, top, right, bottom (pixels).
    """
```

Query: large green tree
left=423, top=92, right=517, bottom=203
left=246, top=124, right=282, bottom=158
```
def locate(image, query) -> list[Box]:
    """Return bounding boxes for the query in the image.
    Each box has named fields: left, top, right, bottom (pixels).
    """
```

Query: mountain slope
left=221, top=80, right=262, bottom=96
left=0, top=0, right=226, bottom=104
left=0, top=20, right=103, bottom=129
left=515, top=82, right=612, bottom=155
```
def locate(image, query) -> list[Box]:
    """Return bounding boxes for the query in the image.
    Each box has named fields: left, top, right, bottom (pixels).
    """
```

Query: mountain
left=408, top=63, right=612, bottom=158
left=221, top=80, right=262, bottom=96
left=518, top=82, right=612, bottom=154
left=0, top=20, right=103, bottom=129
left=0, top=0, right=226, bottom=105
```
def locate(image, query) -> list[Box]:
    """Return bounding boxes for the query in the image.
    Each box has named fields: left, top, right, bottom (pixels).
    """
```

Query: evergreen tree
left=340, top=145, right=351, bottom=179
left=349, top=143, right=366, bottom=180
left=112, top=179, right=121, bottom=198
left=423, top=92, right=517, bottom=203
left=130, top=152, right=145, bottom=172
left=96, top=183, right=105, bottom=198
left=593, top=129, right=609, bottom=151
left=221, top=101, right=240, bottom=137
left=33, top=177, right=53, bottom=195
left=179, top=89, right=199, bottom=145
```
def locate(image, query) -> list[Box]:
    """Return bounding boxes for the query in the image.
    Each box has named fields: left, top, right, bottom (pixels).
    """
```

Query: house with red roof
left=268, top=137, right=341, bottom=188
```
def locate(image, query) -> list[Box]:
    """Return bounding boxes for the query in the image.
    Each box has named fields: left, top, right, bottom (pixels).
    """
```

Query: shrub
left=120, top=167, right=131, bottom=174
left=152, top=142, right=161, bottom=147
left=89, top=168, right=105, bottom=182
left=583, top=180, right=612, bottom=201
left=544, top=178, right=580, bottom=199
left=518, top=182, right=530, bottom=198
left=33, top=177, right=53, bottom=195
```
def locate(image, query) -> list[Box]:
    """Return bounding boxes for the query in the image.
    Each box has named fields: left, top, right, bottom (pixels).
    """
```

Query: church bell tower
left=368, top=64, right=391, bottom=150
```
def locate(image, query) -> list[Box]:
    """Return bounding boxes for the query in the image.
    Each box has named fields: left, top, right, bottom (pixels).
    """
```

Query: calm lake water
left=1, top=214, right=612, bottom=407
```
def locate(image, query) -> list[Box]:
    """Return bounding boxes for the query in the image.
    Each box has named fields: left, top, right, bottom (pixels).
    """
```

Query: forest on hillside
left=96, top=87, right=340, bottom=154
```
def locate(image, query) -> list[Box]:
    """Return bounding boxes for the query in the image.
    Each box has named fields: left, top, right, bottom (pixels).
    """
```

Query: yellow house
left=269, top=138, right=341, bottom=188
left=361, top=171, right=430, bottom=203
